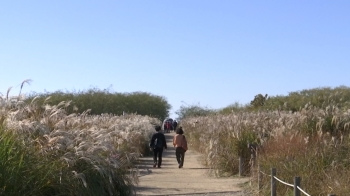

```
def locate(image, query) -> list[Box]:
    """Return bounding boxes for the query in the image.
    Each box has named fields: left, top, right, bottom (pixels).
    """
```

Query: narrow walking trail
left=134, top=132, right=250, bottom=196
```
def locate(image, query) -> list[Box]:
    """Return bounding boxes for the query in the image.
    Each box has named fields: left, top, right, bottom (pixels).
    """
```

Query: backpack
left=154, top=137, right=163, bottom=149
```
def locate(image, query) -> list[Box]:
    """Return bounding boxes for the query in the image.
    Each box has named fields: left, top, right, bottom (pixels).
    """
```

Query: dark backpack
left=154, top=137, right=163, bottom=149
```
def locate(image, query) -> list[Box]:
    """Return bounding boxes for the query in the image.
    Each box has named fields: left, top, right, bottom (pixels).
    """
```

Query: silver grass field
left=181, top=104, right=350, bottom=195
left=0, top=87, right=159, bottom=196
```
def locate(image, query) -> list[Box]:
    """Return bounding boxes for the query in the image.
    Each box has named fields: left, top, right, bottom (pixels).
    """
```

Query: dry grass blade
left=18, top=79, right=32, bottom=97
left=6, top=86, right=12, bottom=101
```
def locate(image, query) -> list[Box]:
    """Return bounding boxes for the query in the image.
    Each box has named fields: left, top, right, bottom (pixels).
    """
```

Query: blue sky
left=1, top=1, right=349, bottom=118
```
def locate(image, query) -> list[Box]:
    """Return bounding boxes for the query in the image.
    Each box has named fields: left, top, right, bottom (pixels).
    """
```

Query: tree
left=175, top=103, right=213, bottom=120
left=250, top=94, right=268, bottom=108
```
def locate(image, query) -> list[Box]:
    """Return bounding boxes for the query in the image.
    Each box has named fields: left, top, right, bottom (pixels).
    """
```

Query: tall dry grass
left=0, top=86, right=160, bottom=195
left=181, top=104, right=350, bottom=195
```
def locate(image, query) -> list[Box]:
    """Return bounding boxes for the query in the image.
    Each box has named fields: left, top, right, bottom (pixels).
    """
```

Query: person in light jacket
left=173, top=127, right=188, bottom=168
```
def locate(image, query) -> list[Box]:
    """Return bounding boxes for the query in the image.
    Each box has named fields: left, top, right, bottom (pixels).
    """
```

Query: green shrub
left=0, top=126, right=58, bottom=196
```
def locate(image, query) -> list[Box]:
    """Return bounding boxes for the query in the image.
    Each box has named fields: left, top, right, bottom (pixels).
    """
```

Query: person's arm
left=173, top=135, right=176, bottom=147
left=182, top=135, right=188, bottom=151
left=163, top=134, right=167, bottom=149
left=149, top=134, right=155, bottom=148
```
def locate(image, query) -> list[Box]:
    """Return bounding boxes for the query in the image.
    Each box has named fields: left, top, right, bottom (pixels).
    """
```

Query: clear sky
left=1, top=1, right=349, bottom=119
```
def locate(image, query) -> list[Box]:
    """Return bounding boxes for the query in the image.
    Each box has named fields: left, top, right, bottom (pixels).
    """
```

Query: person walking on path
left=172, top=120, right=178, bottom=132
left=173, top=127, right=188, bottom=168
left=165, top=120, right=172, bottom=133
left=149, top=125, right=167, bottom=168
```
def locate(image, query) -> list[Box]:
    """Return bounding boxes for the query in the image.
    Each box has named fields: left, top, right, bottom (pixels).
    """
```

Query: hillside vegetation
left=0, top=84, right=164, bottom=195
left=3, top=82, right=350, bottom=195
left=180, top=86, right=350, bottom=195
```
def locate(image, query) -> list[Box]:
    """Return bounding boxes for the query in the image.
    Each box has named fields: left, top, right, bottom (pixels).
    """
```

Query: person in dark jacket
left=149, top=125, right=167, bottom=168
left=172, top=120, right=178, bottom=132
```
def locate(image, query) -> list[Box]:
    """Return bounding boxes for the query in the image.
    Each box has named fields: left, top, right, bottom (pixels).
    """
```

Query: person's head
left=176, top=127, right=184, bottom=134
left=155, top=125, right=161, bottom=132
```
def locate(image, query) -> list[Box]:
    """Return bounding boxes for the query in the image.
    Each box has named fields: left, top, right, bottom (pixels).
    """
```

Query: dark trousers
left=175, top=147, right=186, bottom=167
left=153, top=148, right=163, bottom=167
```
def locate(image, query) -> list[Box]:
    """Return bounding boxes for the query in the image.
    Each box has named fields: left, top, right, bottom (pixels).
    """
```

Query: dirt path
left=134, top=132, right=250, bottom=196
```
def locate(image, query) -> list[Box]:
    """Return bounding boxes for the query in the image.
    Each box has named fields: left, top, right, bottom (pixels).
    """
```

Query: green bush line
left=25, top=88, right=171, bottom=121
left=177, top=86, right=350, bottom=119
